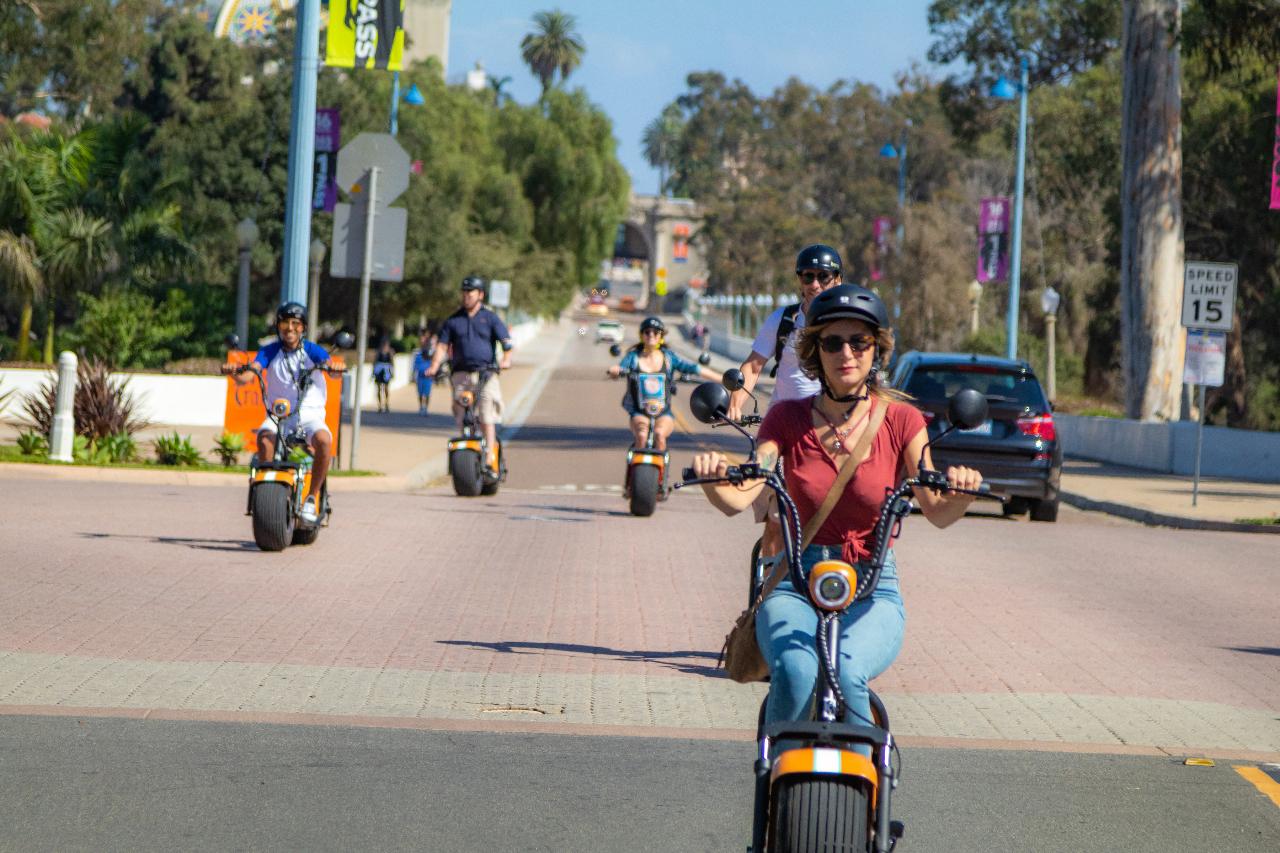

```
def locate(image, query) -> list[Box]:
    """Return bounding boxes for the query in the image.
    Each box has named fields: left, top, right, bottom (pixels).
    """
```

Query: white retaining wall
left=1056, top=414, right=1280, bottom=484
left=0, top=319, right=547, bottom=429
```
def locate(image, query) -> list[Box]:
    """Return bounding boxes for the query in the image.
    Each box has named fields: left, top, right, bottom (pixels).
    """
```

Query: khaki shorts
left=451, top=371, right=504, bottom=425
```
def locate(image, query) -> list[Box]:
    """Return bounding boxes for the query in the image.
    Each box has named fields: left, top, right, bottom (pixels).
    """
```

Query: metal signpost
left=331, top=132, right=411, bottom=470
left=1181, top=261, right=1236, bottom=506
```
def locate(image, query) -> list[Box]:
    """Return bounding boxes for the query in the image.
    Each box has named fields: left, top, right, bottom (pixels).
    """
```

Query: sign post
left=331, top=132, right=411, bottom=470
left=1181, top=261, right=1236, bottom=506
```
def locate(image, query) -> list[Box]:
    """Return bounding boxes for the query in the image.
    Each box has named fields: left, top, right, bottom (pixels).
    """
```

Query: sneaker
left=299, top=496, right=319, bottom=524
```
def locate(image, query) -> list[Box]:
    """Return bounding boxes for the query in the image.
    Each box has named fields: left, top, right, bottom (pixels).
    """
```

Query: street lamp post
left=879, top=120, right=912, bottom=320
left=1041, top=285, right=1060, bottom=403
left=991, top=56, right=1029, bottom=360
left=234, top=217, right=259, bottom=347
left=308, top=238, right=326, bottom=332
left=968, top=279, right=984, bottom=336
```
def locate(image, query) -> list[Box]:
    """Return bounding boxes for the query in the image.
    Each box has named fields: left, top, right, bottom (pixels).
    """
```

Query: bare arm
left=902, top=427, right=983, bottom=528
left=728, top=351, right=768, bottom=420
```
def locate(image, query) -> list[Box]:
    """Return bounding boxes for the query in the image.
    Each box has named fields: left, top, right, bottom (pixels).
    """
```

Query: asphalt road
left=1, top=316, right=1277, bottom=851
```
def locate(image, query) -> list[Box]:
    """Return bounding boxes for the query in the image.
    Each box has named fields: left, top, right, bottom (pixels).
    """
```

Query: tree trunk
left=1120, top=0, right=1185, bottom=421
left=16, top=297, right=32, bottom=362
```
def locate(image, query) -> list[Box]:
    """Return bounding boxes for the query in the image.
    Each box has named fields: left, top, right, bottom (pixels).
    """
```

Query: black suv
left=890, top=352, right=1062, bottom=522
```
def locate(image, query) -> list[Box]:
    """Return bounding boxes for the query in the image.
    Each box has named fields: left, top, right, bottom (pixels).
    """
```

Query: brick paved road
left=1, top=326, right=1277, bottom=759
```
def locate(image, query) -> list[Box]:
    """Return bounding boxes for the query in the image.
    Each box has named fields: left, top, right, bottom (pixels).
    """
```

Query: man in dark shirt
left=427, top=276, right=515, bottom=469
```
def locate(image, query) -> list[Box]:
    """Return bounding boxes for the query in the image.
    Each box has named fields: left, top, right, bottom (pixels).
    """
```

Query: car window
left=906, top=367, right=1048, bottom=411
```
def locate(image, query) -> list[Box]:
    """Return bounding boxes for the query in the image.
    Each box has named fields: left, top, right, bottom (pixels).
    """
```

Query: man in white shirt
left=726, top=244, right=843, bottom=558
left=728, top=244, right=843, bottom=419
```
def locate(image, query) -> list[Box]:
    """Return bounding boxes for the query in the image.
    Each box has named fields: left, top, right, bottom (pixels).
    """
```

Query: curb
left=1060, top=491, right=1280, bottom=535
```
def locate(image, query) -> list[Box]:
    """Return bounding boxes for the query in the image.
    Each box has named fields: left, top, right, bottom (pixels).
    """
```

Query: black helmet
left=806, top=284, right=889, bottom=330
left=460, top=275, right=485, bottom=292
left=640, top=316, right=666, bottom=335
left=276, top=301, right=307, bottom=326
left=795, top=244, right=842, bottom=274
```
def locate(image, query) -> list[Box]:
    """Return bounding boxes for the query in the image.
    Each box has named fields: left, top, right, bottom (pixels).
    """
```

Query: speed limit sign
left=1181, top=261, right=1236, bottom=331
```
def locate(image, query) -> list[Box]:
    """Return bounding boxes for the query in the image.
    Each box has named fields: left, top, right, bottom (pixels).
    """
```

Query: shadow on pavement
left=79, top=532, right=258, bottom=552
left=509, top=423, right=707, bottom=451
left=519, top=503, right=633, bottom=518
left=1224, top=646, right=1280, bottom=657
left=438, top=639, right=726, bottom=678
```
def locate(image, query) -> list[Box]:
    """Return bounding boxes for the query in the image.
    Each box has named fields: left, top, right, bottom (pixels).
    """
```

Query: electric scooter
left=679, top=380, right=1001, bottom=853
left=447, top=366, right=506, bottom=497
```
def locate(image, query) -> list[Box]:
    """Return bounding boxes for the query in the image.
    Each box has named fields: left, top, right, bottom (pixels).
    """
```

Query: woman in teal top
left=606, top=316, right=719, bottom=450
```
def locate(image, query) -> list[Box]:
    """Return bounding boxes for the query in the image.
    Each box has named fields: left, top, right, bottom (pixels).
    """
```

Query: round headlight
left=819, top=574, right=848, bottom=603
left=808, top=560, right=857, bottom=611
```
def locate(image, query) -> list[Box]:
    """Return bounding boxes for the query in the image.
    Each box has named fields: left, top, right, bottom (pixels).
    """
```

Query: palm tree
left=40, top=207, right=114, bottom=362
left=520, top=10, right=586, bottom=96
left=642, top=105, right=684, bottom=196
left=488, top=74, right=513, bottom=106
left=0, top=230, right=42, bottom=360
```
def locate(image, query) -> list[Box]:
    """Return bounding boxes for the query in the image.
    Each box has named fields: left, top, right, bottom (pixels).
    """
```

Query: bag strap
left=769, top=303, right=802, bottom=378
left=755, top=398, right=889, bottom=603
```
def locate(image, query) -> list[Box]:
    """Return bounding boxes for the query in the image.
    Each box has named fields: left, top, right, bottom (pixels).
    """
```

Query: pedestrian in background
left=373, top=337, right=395, bottom=413
left=413, top=331, right=437, bottom=415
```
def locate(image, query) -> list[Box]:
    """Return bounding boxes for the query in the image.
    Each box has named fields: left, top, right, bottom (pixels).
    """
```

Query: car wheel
left=1002, top=497, right=1030, bottom=517
left=1029, top=498, right=1059, bottom=523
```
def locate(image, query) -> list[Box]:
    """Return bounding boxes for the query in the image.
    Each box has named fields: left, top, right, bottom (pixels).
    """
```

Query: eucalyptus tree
left=520, top=10, right=586, bottom=96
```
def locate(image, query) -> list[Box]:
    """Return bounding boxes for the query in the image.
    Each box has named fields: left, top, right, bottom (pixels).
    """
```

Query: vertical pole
left=1006, top=55, right=1029, bottom=360
left=307, top=259, right=321, bottom=333
left=894, top=131, right=906, bottom=320
left=390, top=71, right=400, bottom=136
left=236, top=248, right=251, bottom=347
left=348, top=167, right=378, bottom=471
left=1192, top=382, right=1206, bottom=507
left=1045, top=313, right=1057, bottom=402
left=280, top=0, right=321, bottom=306
left=970, top=297, right=980, bottom=336
left=48, top=351, right=77, bottom=462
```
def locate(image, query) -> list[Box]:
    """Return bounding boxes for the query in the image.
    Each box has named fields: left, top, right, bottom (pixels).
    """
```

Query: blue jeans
left=756, top=545, right=905, bottom=738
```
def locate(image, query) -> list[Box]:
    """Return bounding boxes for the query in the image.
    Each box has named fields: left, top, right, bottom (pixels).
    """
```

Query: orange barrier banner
left=222, top=351, right=344, bottom=457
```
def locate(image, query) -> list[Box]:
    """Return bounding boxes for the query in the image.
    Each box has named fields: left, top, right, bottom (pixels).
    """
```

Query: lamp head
left=879, top=143, right=898, bottom=159
left=1041, top=286, right=1061, bottom=316
left=990, top=76, right=1018, bottom=100
left=235, top=217, right=259, bottom=250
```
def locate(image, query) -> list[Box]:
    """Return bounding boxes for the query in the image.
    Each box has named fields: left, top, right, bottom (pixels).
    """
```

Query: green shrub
left=96, top=432, right=139, bottom=463
left=153, top=432, right=202, bottom=466
left=210, top=431, right=245, bottom=467
left=68, top=287, right=194, bottom=369
left=16, top=431, right=47, bottom=456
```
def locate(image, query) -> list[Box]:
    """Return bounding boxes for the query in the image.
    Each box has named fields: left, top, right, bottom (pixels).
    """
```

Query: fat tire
left=629, top=464, right=659, bottom=517
left=450, top=449, right=484, bottom=497
left=1029, top=497, right=1059, bottom=522
left=769, top=777, right=870, bottom=853
left=251, top=483, right=294, bottom=552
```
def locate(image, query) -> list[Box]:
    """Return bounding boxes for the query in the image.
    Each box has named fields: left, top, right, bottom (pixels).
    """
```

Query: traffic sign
left=488, top=279, right=511, bottom=309
left=335, top=133, right=410, bottom=201
left=1183, top=329, right=1226, bottom=387
left=330, top=132, right=411, bottom=283
left=1181, top=261, right=1236, bottom=332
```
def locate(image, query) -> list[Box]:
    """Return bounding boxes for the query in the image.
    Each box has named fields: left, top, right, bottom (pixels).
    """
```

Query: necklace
left=814, top=399, right=873, bottom=454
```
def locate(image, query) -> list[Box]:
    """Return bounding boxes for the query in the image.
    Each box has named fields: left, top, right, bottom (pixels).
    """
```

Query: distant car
left=595, top=320, right=624, bottom=344
left=617, top=295, right=637, bottom=313
left=586, top=292, right=608, bottom=315
left=891, top=351, right=1062, bottom=522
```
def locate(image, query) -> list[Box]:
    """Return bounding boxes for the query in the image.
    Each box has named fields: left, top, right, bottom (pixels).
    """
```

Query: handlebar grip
left=682, top=467, right=697, bottom=481
left=978, top=482, right=991, bottom=494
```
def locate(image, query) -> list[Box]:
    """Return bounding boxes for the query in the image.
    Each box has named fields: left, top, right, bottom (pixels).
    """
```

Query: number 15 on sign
left=1181, top=261, right=1236, bottom=332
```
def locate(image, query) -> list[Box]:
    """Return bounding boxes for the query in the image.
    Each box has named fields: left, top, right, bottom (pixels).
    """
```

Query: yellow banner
left=325, top=0, right=405, bottom=71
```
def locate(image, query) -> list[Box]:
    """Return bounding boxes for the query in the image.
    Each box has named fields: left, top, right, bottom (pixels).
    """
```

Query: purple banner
left=1271, top=67, right=1280, bottom=210
left=871, top=216, right=892, bottom=282
left=977, top=197, right=1010, bottom=283
left=314, top=108, right=340, bottom=212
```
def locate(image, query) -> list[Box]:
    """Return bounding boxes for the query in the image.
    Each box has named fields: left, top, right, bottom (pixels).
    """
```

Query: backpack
left=769, top=303, right=802, bottom=378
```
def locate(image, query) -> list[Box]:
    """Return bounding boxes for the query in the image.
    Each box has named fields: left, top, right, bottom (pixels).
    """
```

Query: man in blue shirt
left=223, top=302, right=337, bottom=523
left=426, top=276, right=515, bottom=470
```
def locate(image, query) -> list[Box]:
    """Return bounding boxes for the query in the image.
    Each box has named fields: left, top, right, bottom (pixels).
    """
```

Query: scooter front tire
left=251, top=482, right=295, bottom=552
left=769, top=776, right=870, bottom=853
left=629, top=464, right=660, bottom=517
left=450, top=449, right=484, bottom=497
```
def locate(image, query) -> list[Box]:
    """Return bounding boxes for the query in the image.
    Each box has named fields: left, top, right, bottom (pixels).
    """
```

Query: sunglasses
left=278, top=319, right=304, bottom=329
left=818, top=333, right=876, bottom=354
left=798, top=270, right=837, bottom=285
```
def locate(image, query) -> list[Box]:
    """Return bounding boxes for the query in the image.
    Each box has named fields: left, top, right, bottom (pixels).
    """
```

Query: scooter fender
left=448, top=438, right=483, bottom=453
left=626, top=449, right=668, bottom=470
left=770, top=747, right=879, bottom=807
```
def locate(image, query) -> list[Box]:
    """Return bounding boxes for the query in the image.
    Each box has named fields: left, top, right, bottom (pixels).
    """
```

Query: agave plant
left=19, top=358, right=150, bottom=442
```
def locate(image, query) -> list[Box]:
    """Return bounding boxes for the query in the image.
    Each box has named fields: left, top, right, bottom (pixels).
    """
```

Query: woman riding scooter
left=689, top=284, right=983, bottom=744
left=606, top=316, right=719, bottom=452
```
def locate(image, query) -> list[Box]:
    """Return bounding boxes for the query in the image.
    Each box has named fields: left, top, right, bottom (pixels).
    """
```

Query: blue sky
left=449, top=1, right=946, bottom=196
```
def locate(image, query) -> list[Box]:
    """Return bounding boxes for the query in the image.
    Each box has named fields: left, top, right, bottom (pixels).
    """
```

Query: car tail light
left=1016, top=413, right=1056, bottom=442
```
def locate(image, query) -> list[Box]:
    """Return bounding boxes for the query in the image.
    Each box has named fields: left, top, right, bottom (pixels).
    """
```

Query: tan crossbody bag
left=719, top=400, right=888, bottom=683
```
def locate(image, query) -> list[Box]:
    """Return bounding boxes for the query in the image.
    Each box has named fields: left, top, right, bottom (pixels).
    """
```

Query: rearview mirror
left=224, top=333, right=242, bottom=351
left=698, top=352, right=711, bottom=366
left=721, top=368, right=745, bottom=392
left=332, top=331, right=355, bottom=350
left=689, top=382, right=730, bottom=424
left=947, top=387, right=989, bottom=431
left=609, top=343, right=622, bottom=358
